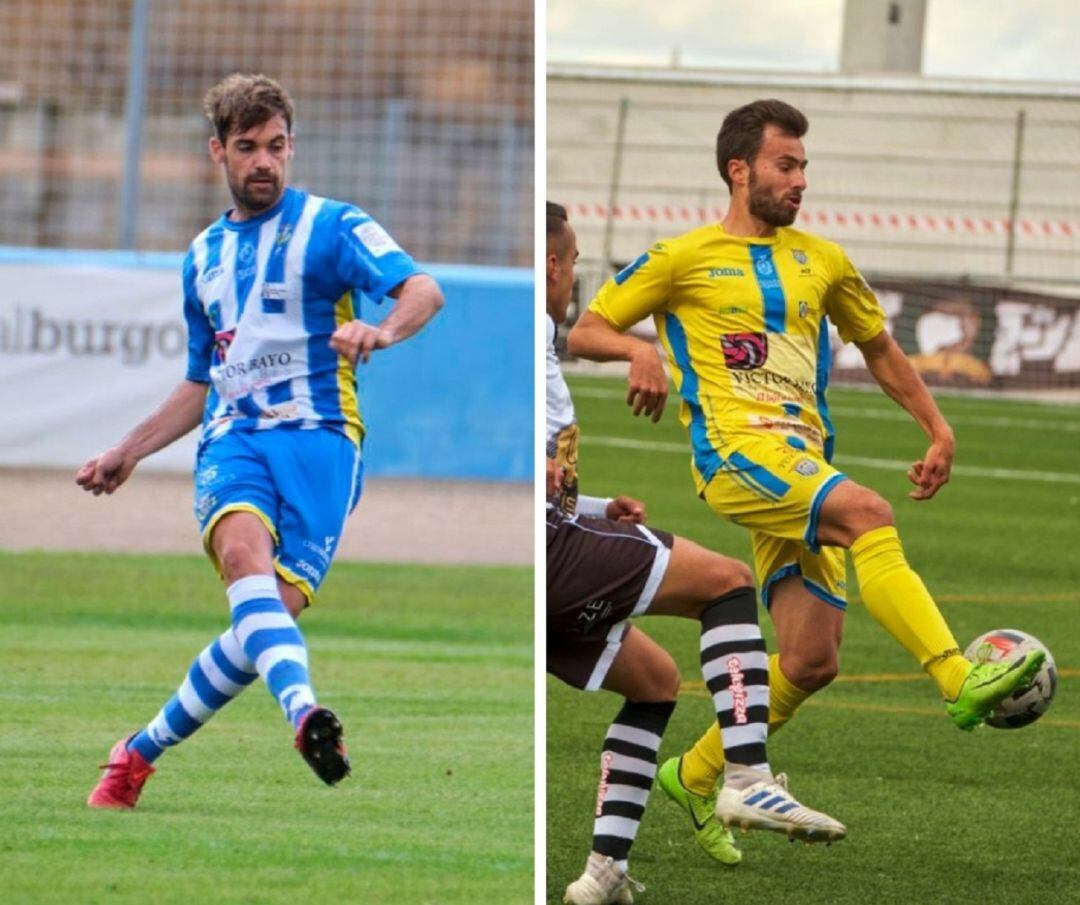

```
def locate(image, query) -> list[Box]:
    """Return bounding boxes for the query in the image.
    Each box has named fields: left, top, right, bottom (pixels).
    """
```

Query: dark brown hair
left=715, top=99, right=808, bottom=190
left=547, top=201, right=571, bottom=254
left=203, top=73, right=294, bottom=142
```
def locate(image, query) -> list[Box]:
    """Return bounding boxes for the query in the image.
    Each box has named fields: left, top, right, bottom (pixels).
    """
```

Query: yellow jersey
left=589, top=223, right=885, bottom=491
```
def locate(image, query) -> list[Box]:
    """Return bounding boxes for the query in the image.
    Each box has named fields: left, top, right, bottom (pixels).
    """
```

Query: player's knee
left=217, top=541, right=266, bottom=581
left=653, top=661, right=681, bottom=702
left=835, top=487, right=895, bottom=546
left=782, top=650, right=838, bottom=692
left=700, top=553, right=754, bottom=601
left=861, top=491, right=894, bottom=529
left=642, top=655, right=681, bottom=703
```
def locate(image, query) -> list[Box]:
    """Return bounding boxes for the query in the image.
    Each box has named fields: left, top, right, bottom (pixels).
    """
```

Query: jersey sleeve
left=334, top=207, right=422, bottom=303
left=588, top=241, right=675, bottom=330
left=182, top=249, right=212, bottom=383
left=823, top=246, right=886, bottom=344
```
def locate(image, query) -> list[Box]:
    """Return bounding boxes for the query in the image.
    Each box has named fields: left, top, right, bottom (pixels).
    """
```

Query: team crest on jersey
left=721, top=332, right=768, bottom=370
left=274, top=224, right=293, bottom=250
left=794, top=458, right=819, bottom=477
left=792, top=249, right=808, bottom=265
left=214, top=328, right=236, bottom=364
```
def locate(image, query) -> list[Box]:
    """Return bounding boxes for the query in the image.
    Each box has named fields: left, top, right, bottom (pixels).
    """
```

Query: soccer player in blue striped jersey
left=79, top=73, right=443, bottom=807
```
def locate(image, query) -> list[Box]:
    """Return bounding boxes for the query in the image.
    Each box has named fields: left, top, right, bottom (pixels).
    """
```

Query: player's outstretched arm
left=330, top=274, right=444, bottom=366
left=856, top=330, right=956, bottom=501
left=567, top=311, right=669, bottom=422
left=75, top=379, right=208, bottom=496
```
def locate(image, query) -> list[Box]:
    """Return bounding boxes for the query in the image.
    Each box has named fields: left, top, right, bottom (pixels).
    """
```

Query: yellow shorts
left=700, top=433, right=849, bottom=611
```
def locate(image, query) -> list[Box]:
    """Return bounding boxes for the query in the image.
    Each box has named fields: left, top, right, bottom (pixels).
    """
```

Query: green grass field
left=0, top=552, right=532, bottom=905
left=548, top=375, right=1080, bottom=904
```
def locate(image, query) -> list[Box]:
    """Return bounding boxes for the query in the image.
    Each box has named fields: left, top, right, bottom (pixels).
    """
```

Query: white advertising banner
left=0, top=257, right=199, bottom=472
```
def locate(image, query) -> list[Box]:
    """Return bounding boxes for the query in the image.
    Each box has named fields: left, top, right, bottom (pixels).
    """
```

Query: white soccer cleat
left=715, top=771, right=846, bottom=844
left=563, top=853, right=641, bottom=905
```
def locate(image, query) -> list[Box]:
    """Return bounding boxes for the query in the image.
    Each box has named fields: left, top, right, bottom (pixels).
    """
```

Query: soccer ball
left=963, top=629, right=1057, bottom=729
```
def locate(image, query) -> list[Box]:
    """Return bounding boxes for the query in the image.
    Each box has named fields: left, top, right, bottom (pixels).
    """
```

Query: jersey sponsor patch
left=352, top=221, right=401, bottom=258
left=262, top=282, right=287, bottom=313
left=214, top=328, right=236, bottom=365
left=721, top=332, right=768, bottom=370
left=262, top=282, right=287, bottom=300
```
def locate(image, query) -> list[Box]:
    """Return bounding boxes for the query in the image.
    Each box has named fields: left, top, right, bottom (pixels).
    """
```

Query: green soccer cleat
left=946, top=649, right=1047, bottom=731
left=656, top=757, right=742, bottom=866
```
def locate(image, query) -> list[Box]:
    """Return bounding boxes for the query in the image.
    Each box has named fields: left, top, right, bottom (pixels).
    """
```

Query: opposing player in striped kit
left=547, top=203, right=843, bottom=905
left=79, top=74, right=443, bottom=807
left=568, top=99, right=1045, bottom=863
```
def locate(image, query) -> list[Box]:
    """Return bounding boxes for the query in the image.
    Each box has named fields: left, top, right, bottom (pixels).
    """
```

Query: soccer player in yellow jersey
left=567, top=98, right=1045, bottom=863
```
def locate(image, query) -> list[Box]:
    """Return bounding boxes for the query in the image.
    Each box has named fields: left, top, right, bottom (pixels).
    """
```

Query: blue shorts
left=193, top=428, right=363, bottom=603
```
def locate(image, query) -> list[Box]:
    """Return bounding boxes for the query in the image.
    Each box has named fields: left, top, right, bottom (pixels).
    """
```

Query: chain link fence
left=0, top=0, right=533, bottom=265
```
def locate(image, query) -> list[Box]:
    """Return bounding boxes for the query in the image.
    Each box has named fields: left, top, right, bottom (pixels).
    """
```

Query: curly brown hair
left=203, top=73, right=294, bottom=142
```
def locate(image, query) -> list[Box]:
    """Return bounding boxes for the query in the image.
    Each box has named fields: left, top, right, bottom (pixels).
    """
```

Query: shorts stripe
left=802, top=577, right=848, bottom=611
left=727, top=451, right=791, bottom=500
left=722, top=459, right=781, bottom=502
left=632, top=525, right=669, bottom=616
left=804, top=472, right=847, bottom=552
left=584, top=621, right=628, bottom=692
left=761, top=562, right=801, bottom=610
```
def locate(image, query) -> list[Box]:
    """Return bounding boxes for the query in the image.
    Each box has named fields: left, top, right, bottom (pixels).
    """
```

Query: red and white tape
left=570, top=202, right=1078, bottom=238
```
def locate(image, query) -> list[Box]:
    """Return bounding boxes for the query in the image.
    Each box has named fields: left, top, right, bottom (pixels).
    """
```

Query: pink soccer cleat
left=87, top=736, right=155, bottom=809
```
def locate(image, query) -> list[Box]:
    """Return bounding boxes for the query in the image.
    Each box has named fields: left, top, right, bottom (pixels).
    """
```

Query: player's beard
left=748, top=169, right=799, bottom=228
left=228, top=170, right=283, bottom=216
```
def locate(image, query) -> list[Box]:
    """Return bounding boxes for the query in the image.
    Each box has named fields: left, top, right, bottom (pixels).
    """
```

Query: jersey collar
left=219, top=187, right=296, bottom=231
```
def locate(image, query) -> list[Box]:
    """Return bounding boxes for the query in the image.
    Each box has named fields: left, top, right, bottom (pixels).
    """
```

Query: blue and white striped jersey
left=183, top=186, right=421, bottom=447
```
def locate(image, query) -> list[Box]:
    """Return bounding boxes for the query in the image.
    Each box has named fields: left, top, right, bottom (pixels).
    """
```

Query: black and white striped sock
left=591, top=699, right=675, bottom=871
left=700, top=587, right=769, bottom=771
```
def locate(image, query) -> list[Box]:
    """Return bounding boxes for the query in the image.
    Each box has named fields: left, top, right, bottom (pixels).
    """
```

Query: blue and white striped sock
left=128, top=627, right=258, bottom=763
left=228, top=574, right=316, bottom=729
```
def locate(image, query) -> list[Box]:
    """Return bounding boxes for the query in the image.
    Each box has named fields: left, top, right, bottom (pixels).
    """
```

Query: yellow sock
left=679, top=654, right=812, bottom=796
left=851, top=525, right=970, bottom=699
left=767, top=653, right=812, bottom=733
left=680, top=724, right=725, bottom=796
